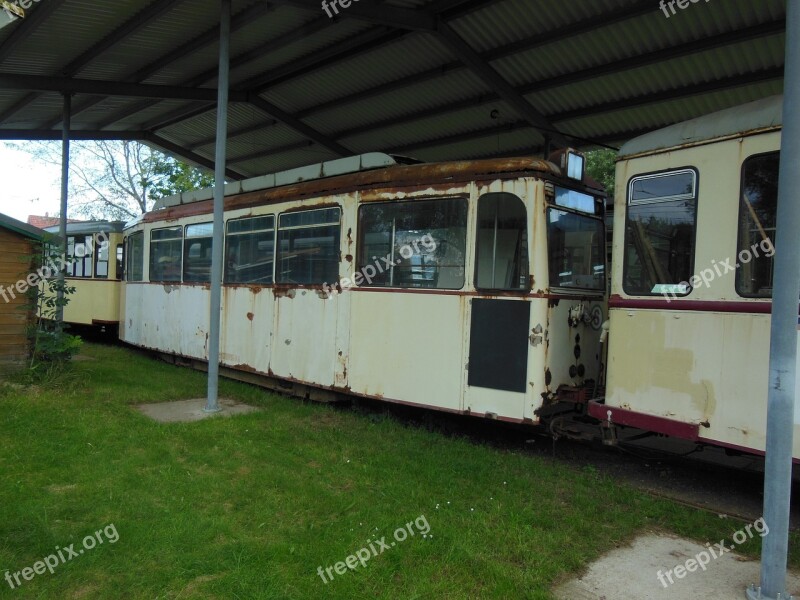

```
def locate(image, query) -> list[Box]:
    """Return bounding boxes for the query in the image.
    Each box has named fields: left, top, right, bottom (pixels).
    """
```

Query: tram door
left=463, top=192, right=532, bottom=419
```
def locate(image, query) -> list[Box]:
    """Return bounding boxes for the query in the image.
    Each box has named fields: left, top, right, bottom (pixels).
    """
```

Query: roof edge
left=0, top=212, right=45, bottom=240
left=619, top=95, right=784, bottom=158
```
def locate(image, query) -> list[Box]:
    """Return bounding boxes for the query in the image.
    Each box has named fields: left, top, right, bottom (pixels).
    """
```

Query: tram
left=120, top=152, right=607, bottom=424
left=44, top=221, right=125, bottom=331
left=590, top=94, right=798, bottom=459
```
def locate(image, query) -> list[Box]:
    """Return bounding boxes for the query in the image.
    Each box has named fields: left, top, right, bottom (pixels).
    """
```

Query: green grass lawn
left=0, top=343, right=797, bottom=599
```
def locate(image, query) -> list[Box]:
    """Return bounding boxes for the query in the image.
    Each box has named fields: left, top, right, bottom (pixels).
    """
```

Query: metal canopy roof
left=0, top=0, right=787, bottom=180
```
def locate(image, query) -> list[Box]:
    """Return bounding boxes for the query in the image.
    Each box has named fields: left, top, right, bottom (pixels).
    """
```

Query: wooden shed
left=0, top=213, right=44, bottom=372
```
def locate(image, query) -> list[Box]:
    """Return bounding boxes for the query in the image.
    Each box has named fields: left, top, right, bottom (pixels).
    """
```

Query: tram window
left=357, top=198, right=467, bottom=289
left=475, top=193, right=528, bottom=290
left=126, top=232, right=144, bottom=282
left=183, top=222, right=213, bottom=283
left=150, top=226, right=183, bottom=282
left=737, top=152, right=778, bottom=298
left=225, top=215, right=275, bottom=285
left=547, top=209, right=605, bottom=290
left=95, top=236, right=109, bottom=279
left=623, top=168, right=697, bottom=296
left=276, top=207, right=340, bottom=285
left=66, top=235, right=93, bottom=278
left=116, top=244, right=124, bottom=280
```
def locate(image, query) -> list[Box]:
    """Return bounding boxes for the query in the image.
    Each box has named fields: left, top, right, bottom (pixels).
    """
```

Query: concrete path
left=554, top=533, right=800, bottom=599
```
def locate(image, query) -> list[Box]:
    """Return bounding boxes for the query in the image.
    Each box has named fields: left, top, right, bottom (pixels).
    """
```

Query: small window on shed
left=276, top=207, right=340, bottom=285
left=150, top=226, right=182, bottom=282
left=623, top=168, right=698, bottom=296
left=183, top=223, right=213, bottom=283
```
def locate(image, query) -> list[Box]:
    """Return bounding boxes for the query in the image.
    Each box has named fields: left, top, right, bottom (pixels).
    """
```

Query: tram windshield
left=547, top=205, right=605, bottom=291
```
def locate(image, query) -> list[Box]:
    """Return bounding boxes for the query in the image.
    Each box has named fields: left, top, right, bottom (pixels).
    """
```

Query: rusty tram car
left=115, top=94, right=795, bottom=461
left=120, top=152, right=607, bottom=425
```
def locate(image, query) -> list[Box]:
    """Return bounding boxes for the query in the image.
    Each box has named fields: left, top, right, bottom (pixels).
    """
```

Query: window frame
left=149, top=225, right=183, bottom=283
left=66, top=234, right=94, bottom=278
left=546, top=205, right=606, bottom=292
left=115, top=243, right=124, bottom=280
left=275, top=206, right=342, bottom=285
left=622, top=166, right=700, bottom=298
left=94, top=234, right=110, bottom=279
left=125, top=231, right=144, bottom=282
left=182, top=222, right=214, bottom=283
left=735, top=151, right=779, bottom=299
left=224, top=214, right=276, bottom=285
left=356, top=196, right=469, bottom=291
left=474, top=192, right=530, bottom=293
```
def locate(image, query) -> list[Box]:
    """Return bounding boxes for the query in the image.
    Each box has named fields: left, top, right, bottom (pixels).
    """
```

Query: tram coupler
left=600, top=421, right=618, bottom=446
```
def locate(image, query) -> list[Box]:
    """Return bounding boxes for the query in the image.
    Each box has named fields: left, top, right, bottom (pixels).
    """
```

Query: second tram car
left=589, top=94, right=799, bottom=459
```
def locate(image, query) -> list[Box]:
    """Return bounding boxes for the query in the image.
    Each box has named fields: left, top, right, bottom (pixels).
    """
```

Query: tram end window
left=622, top=168, right=698, bottom=297
left=475, top=193, right=529, bottom=291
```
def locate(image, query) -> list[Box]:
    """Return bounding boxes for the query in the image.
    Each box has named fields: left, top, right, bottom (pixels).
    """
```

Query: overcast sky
left=0, top=141, right=63, bottom=223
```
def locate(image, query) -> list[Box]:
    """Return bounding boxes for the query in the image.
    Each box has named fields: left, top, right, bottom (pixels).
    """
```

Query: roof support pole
left=747, top=1, right=800, bottom=598
left=205, top=0, right=231, bottom=414
left=55, top=93, right=71, bottom=331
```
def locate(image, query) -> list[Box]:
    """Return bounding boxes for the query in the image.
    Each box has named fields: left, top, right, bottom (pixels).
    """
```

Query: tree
left=585, top=148, right=617, bottom=199
left=10, top=140, right=214, bottom=221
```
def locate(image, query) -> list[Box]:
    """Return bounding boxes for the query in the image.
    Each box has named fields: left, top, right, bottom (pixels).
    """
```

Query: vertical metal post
left=205, top=0, right=230, bottom=413
left=747, top=2, right=800, bottom=598
left=55, top=93, right=71, bottom=331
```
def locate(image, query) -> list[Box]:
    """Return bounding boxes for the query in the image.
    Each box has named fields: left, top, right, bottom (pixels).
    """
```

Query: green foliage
left=21, top=234, right=83, bottom=379
left=585, top=148, right=617, bottom=198
left=146, top=153, right=215, bottom=201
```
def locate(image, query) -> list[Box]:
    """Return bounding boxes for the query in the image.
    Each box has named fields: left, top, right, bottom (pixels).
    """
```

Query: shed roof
left=0, top=0, right=788, bottom=177
left=0, top=211, right=44, bottom=240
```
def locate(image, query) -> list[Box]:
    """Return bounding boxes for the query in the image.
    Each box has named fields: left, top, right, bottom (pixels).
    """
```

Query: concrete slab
left=553, top=532, right=800, bottom=599
left=135, top=398, right=262, bottom=423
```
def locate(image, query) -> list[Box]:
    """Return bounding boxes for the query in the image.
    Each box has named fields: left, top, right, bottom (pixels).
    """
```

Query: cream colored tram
left=43, top=221, right=125, bottom=331
left=590, top=95, right=799, bottom=459
left=120, top=152, right=607, bottom=425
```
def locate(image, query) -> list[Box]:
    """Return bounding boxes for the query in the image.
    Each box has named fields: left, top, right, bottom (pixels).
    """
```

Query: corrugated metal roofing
left=0, top=0, right=789, bottom=179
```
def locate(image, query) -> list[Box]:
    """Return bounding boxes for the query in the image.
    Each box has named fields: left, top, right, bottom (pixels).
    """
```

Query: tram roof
left=619, top=94, right=784, bottom=159
left=43, top=221, right=127, bottom=235
left=0, top=0, right=788, bottom=177
left=142, top=155, right=571, bottom=223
